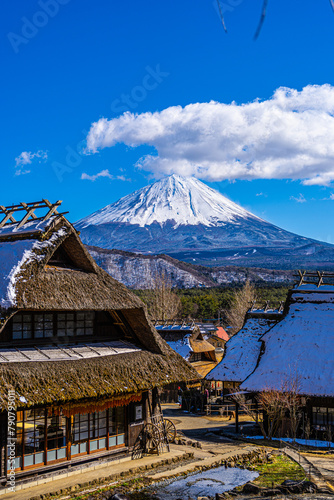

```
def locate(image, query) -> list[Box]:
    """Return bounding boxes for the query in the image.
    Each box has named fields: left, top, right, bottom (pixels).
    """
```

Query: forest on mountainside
left=135, top=283, right=290, bottom=322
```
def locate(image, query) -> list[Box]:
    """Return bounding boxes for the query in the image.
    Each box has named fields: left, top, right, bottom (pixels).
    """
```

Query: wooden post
left=66, top=416, right=72, bottom=461
left=235, top=402, right=239, bottom=434
left=44, top=407, right=48, bottom=465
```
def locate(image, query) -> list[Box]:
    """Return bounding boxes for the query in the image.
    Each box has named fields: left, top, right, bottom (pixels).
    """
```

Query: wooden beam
left=43, top=199, right=62, bottom=220
left=0, top=200, right=64, bottom=229
left=317, top=270, right=324, bottom=288
left=0, top=208, right=16, bottom=228
left=16, top=202, right=39, bottom=229
left=297, top=270, right=306, bottom=288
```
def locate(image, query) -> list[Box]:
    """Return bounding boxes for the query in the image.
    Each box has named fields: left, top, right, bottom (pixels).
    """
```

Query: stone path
left=282, top=446, right=334, bottom=493
left=301, top=453, right=334, bottom=485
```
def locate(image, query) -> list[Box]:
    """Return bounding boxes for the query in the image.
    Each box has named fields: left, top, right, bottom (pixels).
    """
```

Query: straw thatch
left=189, top=337, right=216, bottom=354
left=0, top=349, right=197, bottom=408
left=0, top=217, right=171, bottom=353
left=0, top=212, right=199, bottom=407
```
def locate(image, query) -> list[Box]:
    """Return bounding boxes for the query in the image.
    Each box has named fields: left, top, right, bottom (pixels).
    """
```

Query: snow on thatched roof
left=0, top=215, right=145, bottom=314
left=207, top=317, right=277, bottom=382
left=0, top=204, right=199, bottom=405
left=241, top=286, right=334, bottom=397
left=167, top=335, right=192, bottom=360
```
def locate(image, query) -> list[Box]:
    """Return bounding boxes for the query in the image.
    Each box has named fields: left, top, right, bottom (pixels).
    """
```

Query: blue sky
left=2, top=0, right=334, bottom=243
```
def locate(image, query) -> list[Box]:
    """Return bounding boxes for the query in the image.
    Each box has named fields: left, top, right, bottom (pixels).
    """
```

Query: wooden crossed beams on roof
left=295, top=270, right=334, bottom=287
left=250, top=300, right=284, bottom=313
left=0, top=200, right=68, bottom=229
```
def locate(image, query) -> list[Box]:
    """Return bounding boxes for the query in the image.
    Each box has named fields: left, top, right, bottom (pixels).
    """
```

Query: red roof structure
left=215, top=326, right=229, bottom=341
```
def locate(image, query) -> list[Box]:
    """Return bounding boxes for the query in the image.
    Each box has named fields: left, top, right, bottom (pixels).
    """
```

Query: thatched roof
left=241, top=285, right=334, bottom=397
left=0, top=216, right=142, bottom=313
left=0, top=349, right=197, bottom=408
left=189, top=337, right=216, bottom=354
left=207, top=315, right=277, bottom=382
left=0, top=208, right=198, bottom=406
left=0, top=215, right=169, bottom=353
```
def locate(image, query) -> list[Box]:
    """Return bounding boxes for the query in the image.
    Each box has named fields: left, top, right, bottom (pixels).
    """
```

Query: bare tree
left=280, top=373, right=303, bottom=441
left=142, top=272, right=181, bottom=320
left=231, top=391, right=267, bottom=438
left=225, top=280, right=256, bottom=336
left=258, top=389, right=286, bottom=440
left=232, top=371, right=303, bottom=441
left=304, top=417, right=311, bottom=443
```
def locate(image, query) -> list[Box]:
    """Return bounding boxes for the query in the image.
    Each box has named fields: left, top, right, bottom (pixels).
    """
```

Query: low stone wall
left=28, top=452, right=194, bottom=500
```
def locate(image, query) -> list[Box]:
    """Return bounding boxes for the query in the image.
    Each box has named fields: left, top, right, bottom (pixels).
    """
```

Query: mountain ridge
left=87, top=245, right=295, bottom=289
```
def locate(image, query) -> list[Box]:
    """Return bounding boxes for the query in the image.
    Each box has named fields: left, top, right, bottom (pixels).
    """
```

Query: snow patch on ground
left=153, top=466, right=258, bottom=499
left=246, top=436, right=334, bottom=448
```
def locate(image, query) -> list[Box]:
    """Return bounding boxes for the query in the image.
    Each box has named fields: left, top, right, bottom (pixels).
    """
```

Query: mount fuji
left=76, top=174, right=334, bottom=269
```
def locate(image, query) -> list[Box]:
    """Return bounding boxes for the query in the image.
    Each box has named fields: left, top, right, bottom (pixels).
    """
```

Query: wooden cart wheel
left=163, top=418, right=177, bottom=443
left=143, top=423, right=161, bottom=452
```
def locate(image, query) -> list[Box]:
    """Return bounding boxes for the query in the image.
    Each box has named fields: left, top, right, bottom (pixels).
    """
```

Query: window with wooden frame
left=34, top=313, right=53, bottom=338
left=16, top=408, right=45, bottom=469
left=108, top=407, right=125, bottom=447
left=10, top=406, right=127, bottom=471
left=11, top=312, right=96, bottom=340
left=46, top=414, right=66, bottom=463
left=89, top=410, right=107, bottom=452
left=12, top=314, right=33, bottom=340
left=191, top=352, right=202, bottom=362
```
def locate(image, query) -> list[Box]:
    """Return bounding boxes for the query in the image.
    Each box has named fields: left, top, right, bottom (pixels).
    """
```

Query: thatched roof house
left=240, top=276, right=334, bottom=441
left=241, top=285, right=334, bottom=397
left=207, top=317, right=277, bottom=384
left=156, top=322, right=217, bottom=377
left=0, top=201, right=197, bottom=481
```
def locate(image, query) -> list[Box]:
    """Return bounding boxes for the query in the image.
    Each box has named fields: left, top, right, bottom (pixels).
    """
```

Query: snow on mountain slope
left=76, top=174, right=334, bottom=267
left=77, top=174, right=261, bottom=228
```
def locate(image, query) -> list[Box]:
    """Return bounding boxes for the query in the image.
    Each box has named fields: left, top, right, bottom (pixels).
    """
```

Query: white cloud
left=322, top=193, right=334, bottom=200
left=15, top=150, right=48, bottom=175
left=81, top=169, right=131, bottom=182
left=290, top=193, right=307, bottom=203
left=85, top=84, right=334, bottom=186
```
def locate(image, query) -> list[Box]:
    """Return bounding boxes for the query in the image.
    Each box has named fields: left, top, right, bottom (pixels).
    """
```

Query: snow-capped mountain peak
left=77, top=174, right=261, bottom=228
